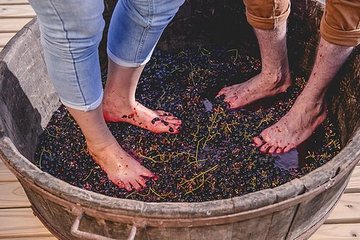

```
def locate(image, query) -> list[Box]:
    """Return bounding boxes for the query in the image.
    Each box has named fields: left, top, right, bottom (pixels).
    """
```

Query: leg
left=29, top=0, right=154, bottom=190
left=254, top=0, right=359, bottom=153
left=68, top=106, right=154, bottom=191
left=254, top=38, right=353, bottom=153
left=217, top=0, right=291, bottom=109
left=103, top=0, right=184, bottom=133
left=218, top=23, right=291, bottom=108
left=103, top=60, right=182, bottom=134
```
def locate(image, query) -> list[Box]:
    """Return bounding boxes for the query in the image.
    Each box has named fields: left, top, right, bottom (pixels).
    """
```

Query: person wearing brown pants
left=218, top=0, right=360, bottom=154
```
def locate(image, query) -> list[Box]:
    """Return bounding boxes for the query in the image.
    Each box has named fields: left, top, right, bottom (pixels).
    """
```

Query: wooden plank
left=0, top=5, right=35, bottom=18
left=0, top=32, right=14, bottom=46
left=310, top=223, right=360, bottom=239
left=0, top=18, right=33, bottom=32
left=286, top=173, right=349, bottom=239
left=325, top=193, right=360, bottom=224
left=0, top=0, right=30, bottom=5
left=6, top=238, right=57, bottom=240
left=0, top=208, right=53, bottom=238
left=346, top=166, right=360, bottom=193
left=0, top=160, right=17, bottom=182
left=0, top=182, right=30, bottom=208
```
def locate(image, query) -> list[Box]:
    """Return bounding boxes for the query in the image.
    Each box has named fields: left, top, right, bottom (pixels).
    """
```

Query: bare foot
left=103, top=101, right=181, bottom=134
left=253, top=96, right=327, bottom=154
left=87, top=140, right=155, bottom=191
left=217, top=70, right=291, bottom=109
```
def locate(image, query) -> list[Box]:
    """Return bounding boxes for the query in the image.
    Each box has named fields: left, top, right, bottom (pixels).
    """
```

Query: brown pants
left=243, top=0, right=360, bottom=46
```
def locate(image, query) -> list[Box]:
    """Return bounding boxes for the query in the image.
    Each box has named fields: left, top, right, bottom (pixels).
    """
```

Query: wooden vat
left=0, top=0, right=359, bottom=239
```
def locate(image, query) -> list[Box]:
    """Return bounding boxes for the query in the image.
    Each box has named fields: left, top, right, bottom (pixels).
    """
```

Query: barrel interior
left=2, top=0, right=358, bottom=162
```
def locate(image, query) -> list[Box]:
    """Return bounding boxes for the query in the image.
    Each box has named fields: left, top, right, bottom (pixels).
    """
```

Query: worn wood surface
left=0, top=160, right=17, bottom=181
left=0, top=208, right=52, bottom=238
left=346, top=166, right=360, bottom=193
left=310, top=224, right=360, bottom=240
left=0, top=18, right=33, bottom=32
left=0, top=4, right=35, bottom=18
left=0, top=182, right=29, bottom=208
left=326, top=193, right=360, bottom=224
left=0, top=0, right=29, bottom=4
left=5, top=238, right=58, bottom=240
left=0, top=32, right=14, bottom=47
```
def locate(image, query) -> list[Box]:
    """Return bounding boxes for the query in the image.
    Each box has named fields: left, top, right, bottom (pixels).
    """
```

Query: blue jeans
left=28, top=0, right=184, bottom=111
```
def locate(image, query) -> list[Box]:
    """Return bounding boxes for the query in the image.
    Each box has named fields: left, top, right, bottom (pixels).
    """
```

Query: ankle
left=294, top=94, right=327, bottom=114
left=103, top=96, right=136, bottom=113
left=297, top=87, right=326, bottom=104
left=260, top=67, right=291, bottom=88
left=86, top=133, right=117, bottom=153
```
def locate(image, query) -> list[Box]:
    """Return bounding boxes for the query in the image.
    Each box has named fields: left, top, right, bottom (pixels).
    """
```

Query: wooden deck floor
left=1, top=1, right=360, bottom=239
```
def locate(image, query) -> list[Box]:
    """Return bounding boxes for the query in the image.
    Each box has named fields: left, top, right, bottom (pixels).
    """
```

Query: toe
left=130, top=179, right=142, bottom=191
left=253, top=136, right=265, bottom=147
left=137, top=177, right=147, bottom=188
left=115, top=180, right=125, bottom=189
left=140, top=168, right=155, bottom=179
left=225, top=97, right=241, bottom=109
left=268, top=145, right=278, bottom=154
left=162, top=116, right=181, bottom=122
left=260, top=131, right=272, bottom=144
left=167, top=121, right=182, bottom=127
left=216, top=87, right=228, bottom=97
left=161, top=118, right=182, bottom=126
left=155, top=110, right=174, bottom=117
left=260, top=143, right=271, bottom=153
left=124, top=182, right=133, bottom=192
left=168, top=126, right=180, bottom=134
left=283, top=144, right=295, bottom=153
left=275, top=147, right=284, bottom=154
left=151, top=122, right=177, bottom=134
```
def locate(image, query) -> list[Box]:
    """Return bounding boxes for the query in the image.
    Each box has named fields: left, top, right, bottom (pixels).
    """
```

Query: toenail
left=151, top=117, right=160, bottom=124
left=161, top=120, right=169, bottom=126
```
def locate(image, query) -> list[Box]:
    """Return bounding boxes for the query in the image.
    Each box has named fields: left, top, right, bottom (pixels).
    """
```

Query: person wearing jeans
left=29, top=0, right=184, bottom=191
left=218, top=0, right=360, bottom=154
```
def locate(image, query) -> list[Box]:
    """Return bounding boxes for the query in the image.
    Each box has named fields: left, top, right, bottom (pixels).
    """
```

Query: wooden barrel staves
left=0, top=0, right=359, bottom=239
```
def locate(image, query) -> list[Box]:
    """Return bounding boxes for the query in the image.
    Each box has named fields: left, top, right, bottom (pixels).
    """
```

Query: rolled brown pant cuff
left=320, top=0, right=360, bottom=47
left=246, top=4, right=291, bottom=30
left=320, top=16, right=360, bottom=47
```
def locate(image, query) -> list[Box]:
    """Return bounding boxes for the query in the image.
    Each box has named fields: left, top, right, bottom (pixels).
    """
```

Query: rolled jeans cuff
left=107, top=47, right=153, bottom=67
left=246, top=4, right=291, bottom=30
left=60, top=91, right=103, bottom=112
left=320, top=16, right=360, bottom=47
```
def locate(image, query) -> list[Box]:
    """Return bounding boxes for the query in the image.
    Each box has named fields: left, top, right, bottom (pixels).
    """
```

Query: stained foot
left=103, top=101, right=181, bottom=134
left=253, top=96, right=327, bottom=154
left=88, top=140, right=155, bottom=191
left=217, top=70, right=291, bottom=109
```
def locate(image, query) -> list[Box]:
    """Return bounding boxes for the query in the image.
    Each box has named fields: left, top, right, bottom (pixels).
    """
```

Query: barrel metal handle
left=71, top=212, right=137, bottom=240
